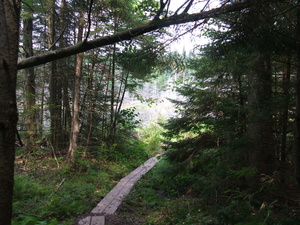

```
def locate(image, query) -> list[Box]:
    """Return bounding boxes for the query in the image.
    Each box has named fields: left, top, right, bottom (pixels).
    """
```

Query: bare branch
left=48, top=25, right=67, bottom=50
left=85, top=0, right=94, bottom=42
left=155, top=0, right=170, bottom=19
left=201, top=0, right=212, bottom=12
left=174, top=0, right=190, bottom=15
left=182, top=0, right=194, bottom=14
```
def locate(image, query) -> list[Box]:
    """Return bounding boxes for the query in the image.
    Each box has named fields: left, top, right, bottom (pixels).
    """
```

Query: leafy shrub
left=138, top=120, right=165, bottom=153
left=117, top=107, right=141, bottom=131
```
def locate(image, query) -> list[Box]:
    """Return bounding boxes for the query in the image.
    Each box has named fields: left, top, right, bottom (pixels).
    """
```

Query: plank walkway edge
left=77, top=154, right=162, bottom=225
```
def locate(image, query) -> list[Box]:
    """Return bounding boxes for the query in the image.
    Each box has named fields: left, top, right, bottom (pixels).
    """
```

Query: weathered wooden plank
left=77, top=154, right=162, bottom=224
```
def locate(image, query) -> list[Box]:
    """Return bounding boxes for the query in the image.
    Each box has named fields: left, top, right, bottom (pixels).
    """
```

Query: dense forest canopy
left=1, top=0, right=300, bottom=224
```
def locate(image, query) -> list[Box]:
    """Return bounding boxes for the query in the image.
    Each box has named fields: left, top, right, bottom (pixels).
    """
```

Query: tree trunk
left=0, top=1, right=20, bottom=224
left=62, top=62, right=71, bottom=149
left=109, top=44, right=116, bottom=145
left=247, top=55, right=275, bottom=181
left=281, top=54, right=291, bottom=163
left=68, top=8, right=84, bottom=162
left=59, top=0, right=71, bottom=153
left=116, top=71, right=129, bottom=114
left=23, top=10, right=37, bottom=153
left=39, top=64, right=46, bottom=137
left=237, top=73, right=246, bottom=135
left=48, top=0, right=63, bottom=154
left=102, top=66, right=110, bottom=141
left=295, top=0, right=300, bottom=184
left=84, top=61, right=96, bottom=157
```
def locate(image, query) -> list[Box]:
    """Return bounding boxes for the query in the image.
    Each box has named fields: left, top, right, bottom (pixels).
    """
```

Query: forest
left=1, top=0, right=300, bottom=224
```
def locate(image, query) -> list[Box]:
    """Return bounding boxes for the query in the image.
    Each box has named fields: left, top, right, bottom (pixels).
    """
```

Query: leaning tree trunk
left=0, top=1, right=21, bottom=224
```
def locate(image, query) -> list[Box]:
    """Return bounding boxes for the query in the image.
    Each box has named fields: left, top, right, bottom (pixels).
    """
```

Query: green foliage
left=134, top=94, right=157, bottom=106
left=99, top=137, right=149, bottom=164
left=98, top=3, right=300, bottom=219
left=118, top=157, right=300, bottom=225
left=13, top=144, right=151, bottom=224
left=138, top=120, right=165, bottom=153
left=43, top=180, right=95, bottom=217
left=132, top=0, right=159, bottom=21
left=117, top=107, right=141, bottom=131
left=14, top=174, right=49, bottom=201
left=13, top=1, right=300, bottom=224
left=228, top=167, right=257, bottom=179
left=117, top=46, right=161, bottom=80
left=13, top=216, right=61, bottom=225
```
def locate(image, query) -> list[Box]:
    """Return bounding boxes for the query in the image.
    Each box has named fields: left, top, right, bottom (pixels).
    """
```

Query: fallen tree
left=17, top=0, right=265, bottom=70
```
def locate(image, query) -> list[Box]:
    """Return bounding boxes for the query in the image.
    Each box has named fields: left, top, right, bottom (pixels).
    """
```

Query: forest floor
left=13, top=147, right=300, bottom=225
left=105, top=212, right=145, bottom=225
left=76, top=155, right=161, bottom=225
left=12, top=145, right=157, bottom=225
left=102, top=159, right=300, bottom=225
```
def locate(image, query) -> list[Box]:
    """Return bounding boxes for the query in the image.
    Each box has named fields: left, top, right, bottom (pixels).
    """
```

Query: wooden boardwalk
left=77, top=155, right=161, bottom=225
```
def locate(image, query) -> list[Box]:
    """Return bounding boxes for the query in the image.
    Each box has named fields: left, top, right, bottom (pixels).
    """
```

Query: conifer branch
left=17, top=0, right=270, bottom=70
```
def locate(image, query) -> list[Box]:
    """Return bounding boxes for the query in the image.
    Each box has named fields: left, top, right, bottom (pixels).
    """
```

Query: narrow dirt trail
left=77, top=155, right=161, bottom=225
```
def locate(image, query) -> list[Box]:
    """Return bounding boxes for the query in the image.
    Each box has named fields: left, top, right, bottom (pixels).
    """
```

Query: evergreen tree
left=2, top=0, right=297, bottom=223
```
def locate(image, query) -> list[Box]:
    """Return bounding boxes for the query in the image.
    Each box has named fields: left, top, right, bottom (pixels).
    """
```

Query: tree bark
left=102, top=72, right=110, bottom=140
left=248, top=55, right=275, bottom=180
left=281, top=54, right=291, bottom=163
left=59, top=0, right=71, bottom=153
left=23, top=10, right=37, bottom=153
left=0, top=1, right=20, bottom=224
left=68, top=8, right=85, bottom=162
left=295, top=0, right=300, bottom=184
left=39, top=64, right=46, bottom=137
left=48, top=0, right=63, bottom=154
left=84, top=62, right=95, bottom=157
left=116, top=71, right=129, bottom=114
left=109, top=44, right=116, bottom=145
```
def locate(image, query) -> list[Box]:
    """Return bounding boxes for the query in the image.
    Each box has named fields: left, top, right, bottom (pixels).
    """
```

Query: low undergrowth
left=118, top=156, right=300, bottom=225
left=13, top=139, right=152, bottom=225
